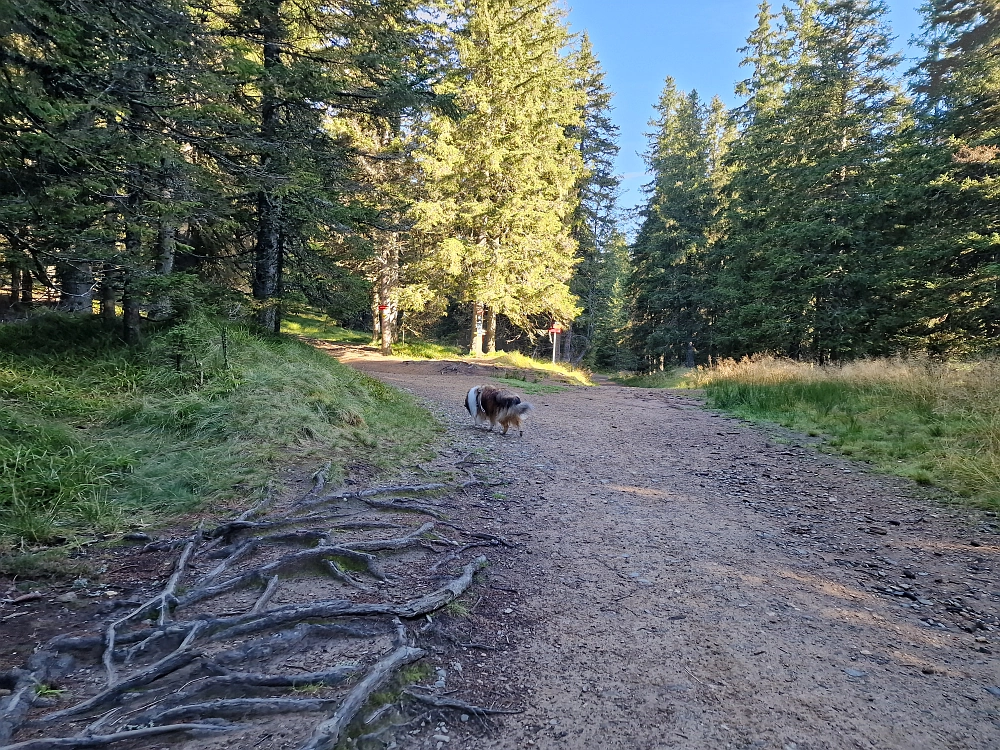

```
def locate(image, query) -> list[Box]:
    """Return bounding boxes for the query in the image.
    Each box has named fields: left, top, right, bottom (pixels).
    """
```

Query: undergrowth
left=0, top=313, right=438, bottom=557
left=688, top=356, right=1000, bottom=508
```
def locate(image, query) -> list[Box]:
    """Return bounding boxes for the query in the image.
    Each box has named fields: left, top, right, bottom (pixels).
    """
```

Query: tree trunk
left=252, top=1, right=284, bottom=335
left=376, top=234, right=398, bottom=356
left=470, top=301, right=484, bottom=356
left=563, top=326, right=573, bottom=362
left=99, top=265, right=117, bottom=322
left=9, top=265, right=20, bottom=306
left=484, top=307, right=497, bottom=354
left=20, top=267, right=32, bottom=306
left=122, top=270, right=141, bottom=345
left=57, top=262, right=94, bottom=313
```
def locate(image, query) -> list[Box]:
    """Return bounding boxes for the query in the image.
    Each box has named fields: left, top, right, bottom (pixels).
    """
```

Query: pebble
left=432, top=735, right=450, bottom=742
left=985, top=686, right=1000, bottom=699
left=845, top=669, right=868, bottom=678
left=460, top=714, right=470, bottom=722
left=55, top=592, right=78, bottom=604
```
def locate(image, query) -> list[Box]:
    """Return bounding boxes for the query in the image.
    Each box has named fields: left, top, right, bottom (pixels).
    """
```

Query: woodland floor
left=2, top=344, right=999, bottom=750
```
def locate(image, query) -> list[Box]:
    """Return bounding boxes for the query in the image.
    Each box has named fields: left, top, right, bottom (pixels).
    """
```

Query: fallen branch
left=299, top=646, right=426, bottom=750
left=403, top=688, right=524, bottom=716
left=0, top=722, right=238, bottom=750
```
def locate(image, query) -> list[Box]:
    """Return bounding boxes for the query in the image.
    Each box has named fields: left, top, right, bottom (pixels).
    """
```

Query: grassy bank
left=281, top=309, right=593, bottom=386
left=685, top=357, right=1000, bottom=508
left=1, top=313, right=438, bottom=557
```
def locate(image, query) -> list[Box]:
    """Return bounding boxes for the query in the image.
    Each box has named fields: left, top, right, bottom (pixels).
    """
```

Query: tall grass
left=689, top=356, right=1000, bottom=507
left=1, top=313, right=438, bottom=552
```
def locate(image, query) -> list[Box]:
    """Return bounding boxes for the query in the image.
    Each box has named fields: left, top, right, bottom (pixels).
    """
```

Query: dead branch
left=0, top=722, right=238, bottom=749
left=299, top=645, right=426, bottom=750
left=402, top=688, right=523, bottom=716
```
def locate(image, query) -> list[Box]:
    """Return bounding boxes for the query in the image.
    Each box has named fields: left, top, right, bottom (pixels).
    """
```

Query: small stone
left=460, top=714, right=470, bottom=722
left=503, top=608, right=513, bottom=614
left=985, top=686, right=1000, bottom=698
left=845, top=669, right=867, bottom=678
left=55, top=592, right=78, bottom=604
left=432, top=735, right=450, bottom=743
left=71, top=578, right=89, bottom=589
left=860, top=649, right=872, bottom=656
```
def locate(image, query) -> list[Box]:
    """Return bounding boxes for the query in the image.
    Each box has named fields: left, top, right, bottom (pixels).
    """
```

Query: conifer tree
left=412, top=0, right=584, bottom=354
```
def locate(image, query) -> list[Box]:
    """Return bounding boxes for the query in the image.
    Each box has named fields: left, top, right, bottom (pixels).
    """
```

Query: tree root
left=38, top=645, right=203, bottom=724
left=102, top=536, right=197, bottom=685
left=402, top=688, right=524, bottom=716
left=342, top=522, right=454, bottom=552
left=1, top=722, right=239, bottom=750
left=361, top=498, right=447, bottom=519
left=429, top=541, right=498, bottom=572
left=142, top=697, right=338, bottom=725
left=299, top=645, right=426, bottom=750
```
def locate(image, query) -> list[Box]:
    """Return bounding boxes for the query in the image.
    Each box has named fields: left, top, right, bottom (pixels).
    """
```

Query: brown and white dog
left=464, top=385, right=533, bottom=436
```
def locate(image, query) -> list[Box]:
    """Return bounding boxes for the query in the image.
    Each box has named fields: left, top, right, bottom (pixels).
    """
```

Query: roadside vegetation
left=0, top=313, right=438, bottom=565
left=282, top=309, right=593, bottom=387
left=674, top=357, right=1000, bottom=509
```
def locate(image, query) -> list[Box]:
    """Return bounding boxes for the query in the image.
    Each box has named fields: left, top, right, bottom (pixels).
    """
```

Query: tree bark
left=484, top=306, right=497, bottom=354
left=9, top=265, right=20, bottom=306
left=20, top=267, right=32, bottom=306
left=470, top=301, right=484, bottom=356
left=57, top=262, right=93, bottom=313
left=99, top=265, right=117, bottom=322
left=122, top=271, right=141, bottom=345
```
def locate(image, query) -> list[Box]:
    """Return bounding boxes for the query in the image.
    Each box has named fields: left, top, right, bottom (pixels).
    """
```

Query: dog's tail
left=506, top=401, right=533, bottom=417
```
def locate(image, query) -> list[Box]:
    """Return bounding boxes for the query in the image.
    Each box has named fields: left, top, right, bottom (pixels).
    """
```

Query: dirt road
left=3, top=349, right=998, bottom=750
left=343, top=350, right=1000, bottom=750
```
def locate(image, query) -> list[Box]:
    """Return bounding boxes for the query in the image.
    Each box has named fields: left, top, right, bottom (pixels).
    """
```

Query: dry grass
left=688, top=356, right=1000, bottom=508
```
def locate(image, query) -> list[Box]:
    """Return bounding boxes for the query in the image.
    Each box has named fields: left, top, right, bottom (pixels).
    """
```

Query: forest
left=2, top=0, right=996, bottom=368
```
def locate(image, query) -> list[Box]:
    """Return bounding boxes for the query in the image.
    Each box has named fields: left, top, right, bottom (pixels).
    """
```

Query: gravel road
left=345, top=350, right=1000, bottom=750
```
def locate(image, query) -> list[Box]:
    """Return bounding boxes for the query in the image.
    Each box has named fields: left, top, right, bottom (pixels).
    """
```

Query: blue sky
left=563, top=1, right=926, bottom=216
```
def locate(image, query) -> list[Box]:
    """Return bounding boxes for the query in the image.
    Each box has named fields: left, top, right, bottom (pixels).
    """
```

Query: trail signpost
left=549, top=324, right=563, bottom=364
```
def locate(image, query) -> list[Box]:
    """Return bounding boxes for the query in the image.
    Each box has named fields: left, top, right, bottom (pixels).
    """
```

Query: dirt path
left=2, top=348, right=998, bottom=750
left=341, top=349, right=1000, bottom=750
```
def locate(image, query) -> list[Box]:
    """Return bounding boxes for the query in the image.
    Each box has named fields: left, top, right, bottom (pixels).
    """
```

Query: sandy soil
left=340, top=347, right=1000, bottom=750
left=2, top=346, right=998, bottom=750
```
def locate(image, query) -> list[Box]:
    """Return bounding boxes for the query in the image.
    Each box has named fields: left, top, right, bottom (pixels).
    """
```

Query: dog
left=464, top=385, right=533, bottom=436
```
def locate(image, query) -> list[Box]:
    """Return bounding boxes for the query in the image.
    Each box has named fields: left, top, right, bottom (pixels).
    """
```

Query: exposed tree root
left=299, top=645, right=426, bottom=750
left=403, top=688, right=524, bottom=716
left=9, top=473, right=501, bottom=749
left=1, top=722, right=239, bottom=750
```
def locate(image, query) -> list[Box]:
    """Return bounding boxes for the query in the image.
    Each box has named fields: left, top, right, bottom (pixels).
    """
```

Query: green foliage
left=0, top=314, right=437, bottom=547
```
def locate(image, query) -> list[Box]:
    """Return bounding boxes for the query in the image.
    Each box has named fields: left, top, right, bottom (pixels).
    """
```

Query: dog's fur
left=464, top=385, right=533, bottom=436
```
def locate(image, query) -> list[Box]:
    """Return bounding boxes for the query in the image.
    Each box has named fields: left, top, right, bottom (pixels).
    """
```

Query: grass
left=281, top=308, right=594, bottom=386
left=610, top=369, right=692, bottom=389
left=489, top=376, right=566, bottom=394
left=281, top=311, right=370, bottom=344
left=686, top=356, right=1000, bottom=508
left=1, top=312, right=438, bottom=561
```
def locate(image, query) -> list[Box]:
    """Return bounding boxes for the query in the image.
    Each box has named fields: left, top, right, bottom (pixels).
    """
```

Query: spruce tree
left=412, top=0, right=585, bottom=354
